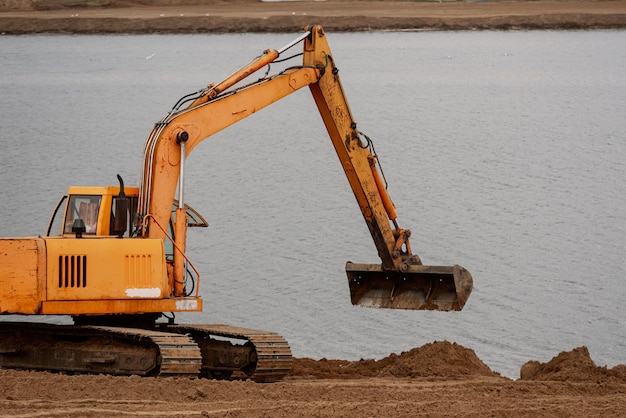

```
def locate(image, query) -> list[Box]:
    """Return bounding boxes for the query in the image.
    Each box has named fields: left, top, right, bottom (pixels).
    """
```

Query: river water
left=1, top=30, right=625, bottom=378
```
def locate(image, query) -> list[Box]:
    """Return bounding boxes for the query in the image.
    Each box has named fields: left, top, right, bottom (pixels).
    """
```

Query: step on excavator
left=0, top=25, right=473, bottom=381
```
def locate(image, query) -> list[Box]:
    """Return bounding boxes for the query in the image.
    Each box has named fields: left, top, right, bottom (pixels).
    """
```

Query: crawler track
left=0, top=321, right=292, bottom=382
left=166, top=324, right=292, bottom=383
left=0, top=322, right=201, bottom=377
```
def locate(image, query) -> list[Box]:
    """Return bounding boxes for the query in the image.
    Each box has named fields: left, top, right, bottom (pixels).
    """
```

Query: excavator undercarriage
left=0, top=320, right=291, bottom=382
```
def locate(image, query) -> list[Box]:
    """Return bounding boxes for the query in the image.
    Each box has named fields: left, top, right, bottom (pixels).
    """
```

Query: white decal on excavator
left=175, top=299, right=198, bottom=311
left=125, top=287, right=161, bottom=298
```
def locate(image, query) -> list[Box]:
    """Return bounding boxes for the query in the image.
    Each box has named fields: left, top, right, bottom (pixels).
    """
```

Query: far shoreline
left=1, top=1, right=625, bottom=34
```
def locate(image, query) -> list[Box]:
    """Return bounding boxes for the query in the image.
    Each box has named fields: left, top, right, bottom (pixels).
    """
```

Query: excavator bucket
left=346, top=262, right=473, bottom=311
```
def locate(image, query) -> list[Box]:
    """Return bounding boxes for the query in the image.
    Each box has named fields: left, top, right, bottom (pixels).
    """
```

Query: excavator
left=0, top=25, right=473, bottom=382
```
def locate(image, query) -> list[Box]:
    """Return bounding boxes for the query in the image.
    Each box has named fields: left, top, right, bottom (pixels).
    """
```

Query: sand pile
left=1, top=341, right=625, bottom=417
left=290, top=340, right=498, bottom=379
left=520, top=346, right=626, bottom=383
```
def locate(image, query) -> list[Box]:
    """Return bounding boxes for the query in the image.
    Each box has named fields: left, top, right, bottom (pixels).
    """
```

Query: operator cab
left=46, top=186, right=140, bottom=238
left=47, top=185, right=208, bottom=246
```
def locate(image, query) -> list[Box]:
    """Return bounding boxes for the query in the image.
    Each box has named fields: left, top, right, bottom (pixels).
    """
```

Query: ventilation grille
left=58, top=255, right=87, bottom=288
left=125, top=254, right=152, bottom=286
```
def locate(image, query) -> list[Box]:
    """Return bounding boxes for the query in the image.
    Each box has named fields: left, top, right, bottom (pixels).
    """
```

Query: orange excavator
left=0, top=25, right=472, bottom=382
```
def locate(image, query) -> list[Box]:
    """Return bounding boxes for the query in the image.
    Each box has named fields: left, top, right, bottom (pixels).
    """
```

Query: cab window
left=64, top=195, right=102, bottom=235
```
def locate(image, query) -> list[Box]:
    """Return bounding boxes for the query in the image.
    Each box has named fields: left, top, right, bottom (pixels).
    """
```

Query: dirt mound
left=1, top=344, right=625, bottom=416
left=290, top=341, right=499, bottom=379
left=520, top=346, right=626, bottom=383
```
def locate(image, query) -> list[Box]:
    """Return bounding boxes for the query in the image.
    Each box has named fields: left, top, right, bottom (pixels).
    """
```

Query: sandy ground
left=0, top=342, right=625, bottom=417
left=1, top=0, right=626, bottom=33
left=2, top=1, right=626, bottom=416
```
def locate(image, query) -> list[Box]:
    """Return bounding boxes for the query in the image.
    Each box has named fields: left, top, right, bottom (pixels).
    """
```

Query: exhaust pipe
left=346, top=262, right=473, bottom=311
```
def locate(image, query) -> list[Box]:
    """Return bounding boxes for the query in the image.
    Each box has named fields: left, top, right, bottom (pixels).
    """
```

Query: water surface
left=1, top=30, right=625, bottom=377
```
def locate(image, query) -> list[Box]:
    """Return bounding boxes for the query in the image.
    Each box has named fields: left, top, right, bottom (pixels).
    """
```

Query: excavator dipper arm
left=302, top=27, right=473, bottom=310
left=138, top=25, right=472, bottom=311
